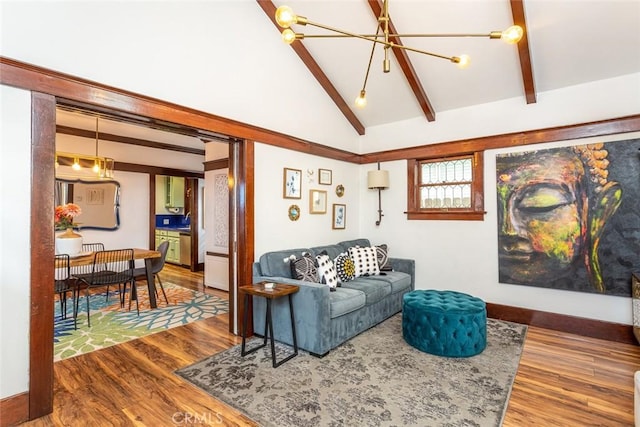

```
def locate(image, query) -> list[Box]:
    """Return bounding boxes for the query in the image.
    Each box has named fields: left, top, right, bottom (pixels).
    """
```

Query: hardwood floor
left=21, top=265, right=640, bottom=426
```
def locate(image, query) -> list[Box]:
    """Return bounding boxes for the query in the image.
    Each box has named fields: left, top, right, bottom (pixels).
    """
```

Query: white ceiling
left=269, top=0, right=640, bottom=130
left=54, top=0, right=640, bottom=141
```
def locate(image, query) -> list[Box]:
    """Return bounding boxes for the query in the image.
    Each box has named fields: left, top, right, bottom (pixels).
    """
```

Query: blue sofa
left=252, top=238, right=415, bottom=356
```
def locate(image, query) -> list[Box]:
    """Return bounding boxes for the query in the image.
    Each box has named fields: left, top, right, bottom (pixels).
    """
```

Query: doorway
left=26, top=91, right=254, bottom=422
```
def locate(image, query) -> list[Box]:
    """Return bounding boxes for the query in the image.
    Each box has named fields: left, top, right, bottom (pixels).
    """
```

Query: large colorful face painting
left=496, top=140, right=640, bottom=296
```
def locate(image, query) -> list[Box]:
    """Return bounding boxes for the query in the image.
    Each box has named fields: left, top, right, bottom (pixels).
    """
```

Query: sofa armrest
left=388, top=257, right=416, bottom=290
left=252, top=275, right=332, bottom=355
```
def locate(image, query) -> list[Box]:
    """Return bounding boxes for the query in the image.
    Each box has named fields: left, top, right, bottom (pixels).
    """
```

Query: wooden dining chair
left=130, top=240, right=170, bottom=309
left=75, top=249, right=135, bottom=327
left=54, top=253, right=78, bottom=329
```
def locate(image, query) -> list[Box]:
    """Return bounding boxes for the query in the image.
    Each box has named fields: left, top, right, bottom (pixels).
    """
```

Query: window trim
left=406, top=151, right=485, bottom=220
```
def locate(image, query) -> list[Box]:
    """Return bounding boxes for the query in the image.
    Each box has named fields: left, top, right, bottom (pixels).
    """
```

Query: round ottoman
left=402, top=290, right=487, bottom=357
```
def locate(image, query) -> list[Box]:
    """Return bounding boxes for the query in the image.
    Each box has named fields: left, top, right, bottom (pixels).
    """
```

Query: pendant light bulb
left=72, top=158, right=81, bottom=171
left=501, top=25, right=523, bottom=44
left=355, top=90, right=367, bottom=109
left=92, top=162, right=101, bottom=174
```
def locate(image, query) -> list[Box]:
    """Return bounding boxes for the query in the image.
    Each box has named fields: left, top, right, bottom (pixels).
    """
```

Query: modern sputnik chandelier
left=274, top=0, right=523, bottom=108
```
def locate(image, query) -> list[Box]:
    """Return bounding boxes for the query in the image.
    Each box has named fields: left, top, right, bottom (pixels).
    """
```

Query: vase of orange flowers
left=55, top=203, right=83, bottom=256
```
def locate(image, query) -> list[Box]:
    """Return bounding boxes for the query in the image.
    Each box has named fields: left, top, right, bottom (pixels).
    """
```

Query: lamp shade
left=367, top=170, right=389, bottom=189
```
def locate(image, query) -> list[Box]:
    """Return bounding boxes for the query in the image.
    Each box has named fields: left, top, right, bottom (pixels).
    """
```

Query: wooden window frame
left=407, top=151, right=485, bottom=220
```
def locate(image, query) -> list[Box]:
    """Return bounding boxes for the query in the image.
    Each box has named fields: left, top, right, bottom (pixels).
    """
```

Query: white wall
left=359, top=73, right=640, bottom=153
left=0, top=0, right=360, bottom=152
left=254, top=143, right=362, bottom=257
left=0, top=85, right=31, bottom=399
left=356, top=147, right=639, bottom=327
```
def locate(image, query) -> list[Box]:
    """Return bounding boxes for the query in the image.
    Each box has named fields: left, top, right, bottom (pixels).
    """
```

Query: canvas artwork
left=495, top=138, right=640, bottom=297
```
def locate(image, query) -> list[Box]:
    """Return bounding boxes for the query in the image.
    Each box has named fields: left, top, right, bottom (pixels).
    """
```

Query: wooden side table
left=239, top=282, right=300, bottom=367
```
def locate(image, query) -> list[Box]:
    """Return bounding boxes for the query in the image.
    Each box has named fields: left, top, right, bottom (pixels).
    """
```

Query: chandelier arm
left=361, top=26, right=381, bottom=92
left=290, top=33, right=495, bottom=38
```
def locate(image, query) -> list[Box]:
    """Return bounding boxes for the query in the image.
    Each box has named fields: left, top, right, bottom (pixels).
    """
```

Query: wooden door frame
left=1, top=59, right=255, bottom=422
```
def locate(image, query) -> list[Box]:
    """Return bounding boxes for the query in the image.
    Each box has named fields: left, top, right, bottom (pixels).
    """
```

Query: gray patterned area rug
left=176, top=314, right=527, bottom=427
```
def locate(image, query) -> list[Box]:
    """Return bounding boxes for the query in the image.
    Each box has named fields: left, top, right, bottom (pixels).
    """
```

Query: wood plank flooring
left=21, top=265, right=640, bottom=426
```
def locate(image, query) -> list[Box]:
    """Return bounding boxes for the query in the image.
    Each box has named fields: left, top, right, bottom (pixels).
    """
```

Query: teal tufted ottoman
left=402, top=290, right=487, bottom=357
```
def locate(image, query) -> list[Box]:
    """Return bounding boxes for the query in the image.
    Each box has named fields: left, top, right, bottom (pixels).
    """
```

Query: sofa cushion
left=348, top=246, right=380, bottom=277
left=290, top=253, right=320, bottom=282
left=316, top=252, right=339, bottom=289
left=329, top=288, right=366, bottom=319
left=341, top=277, right=391, bottom=305
left=310, top=244, right=344, bottom=260
left=338, top=238, right=371, bottom=252
left=364, top=271, right=412, bottom=294
left=259, top=248, right=311, bottom=278
left=334, top=252, right=355, bottom=283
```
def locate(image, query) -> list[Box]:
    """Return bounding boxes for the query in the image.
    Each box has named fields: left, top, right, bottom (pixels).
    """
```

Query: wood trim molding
left=56, top=125, right=205, bottom=156
left=30, top=92, right=56, bottom=419
left=0, top=56, right=359, bottom=163
left=360, top=114, right=640, bottom=164
left=204, top=158, right=229, bottom=171
left=0, top=392, right=29, bottom=427
left=206, top=251, right=230, bottom=258
left=510, top=0, right=536, bottom=104
left=487, top=302, right=636, bottom=345
left=114, top=161, right=204, bottom=178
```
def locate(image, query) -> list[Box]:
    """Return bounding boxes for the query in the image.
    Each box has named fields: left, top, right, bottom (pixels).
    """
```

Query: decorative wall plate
left=288, top=204, right=301, bottom=221
left=335, top=184, right=345, bottom=197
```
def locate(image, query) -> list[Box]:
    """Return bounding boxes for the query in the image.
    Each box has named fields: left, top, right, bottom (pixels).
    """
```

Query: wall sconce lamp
left=367, top=163, right=389, bottom=226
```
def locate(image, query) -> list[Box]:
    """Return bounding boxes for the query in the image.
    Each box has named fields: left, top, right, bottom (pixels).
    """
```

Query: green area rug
left=176, top=314, right=526, bottom=427
left=54, top=283, right=228, bottom=361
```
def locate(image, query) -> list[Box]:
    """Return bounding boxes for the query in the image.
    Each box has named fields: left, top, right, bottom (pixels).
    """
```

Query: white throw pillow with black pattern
left=316, top=252, right=338, bottom=291
left=348, top=246, right=380, bottom=277
left=289, top=253, right=319, bottom=283
left=334, top=252, right=355, bottom=283
left=375, top=244, right=391, bottom=271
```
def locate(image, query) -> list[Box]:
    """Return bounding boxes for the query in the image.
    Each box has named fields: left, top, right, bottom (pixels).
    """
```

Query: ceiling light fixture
left=55, top=115, right=115, bottom=180
left=275, top=1, right=523, bottom=108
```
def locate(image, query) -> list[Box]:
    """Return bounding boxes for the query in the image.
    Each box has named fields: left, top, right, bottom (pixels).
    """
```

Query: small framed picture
left=319, top=168, right=332, bottom=185
left=332, top=204, right=346, bottom=229
left=283, top=168, right=302, bottom=199
left=309, top=189, right=327, bottom=214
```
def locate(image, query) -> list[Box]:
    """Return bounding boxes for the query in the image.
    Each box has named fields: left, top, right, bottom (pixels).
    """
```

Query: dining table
left=62, top=248, right=162, bottom=308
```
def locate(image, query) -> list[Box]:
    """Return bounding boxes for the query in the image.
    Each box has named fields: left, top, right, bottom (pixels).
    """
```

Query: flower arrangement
left=55, top=203, right=82, bottom=230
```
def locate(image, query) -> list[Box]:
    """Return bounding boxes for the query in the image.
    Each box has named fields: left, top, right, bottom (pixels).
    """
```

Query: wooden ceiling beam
left=256, top=0, right=366, bottom=135
left=367, top=0, right=436, bottom=122
left=510, top=0, right=537, bottom=104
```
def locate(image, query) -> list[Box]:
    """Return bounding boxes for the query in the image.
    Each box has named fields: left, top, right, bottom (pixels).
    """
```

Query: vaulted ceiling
left=257, top=0, right=640, bottom=135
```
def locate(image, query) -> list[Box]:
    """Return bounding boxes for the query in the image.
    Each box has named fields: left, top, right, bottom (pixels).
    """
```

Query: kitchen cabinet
left=155, top=229, right=181, bottom=264
left=165, top=176, right=185, bottom=208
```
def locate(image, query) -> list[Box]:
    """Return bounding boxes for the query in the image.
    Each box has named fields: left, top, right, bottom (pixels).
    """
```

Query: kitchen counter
left=156, top=227, right=191, bottom=234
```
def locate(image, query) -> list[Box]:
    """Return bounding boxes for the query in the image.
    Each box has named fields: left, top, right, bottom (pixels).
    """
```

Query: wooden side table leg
left=241, top=294, right=267, bottom=357
left=288, top=294, right=298, bottom=355
left=266, top=299, right=278, bottom=368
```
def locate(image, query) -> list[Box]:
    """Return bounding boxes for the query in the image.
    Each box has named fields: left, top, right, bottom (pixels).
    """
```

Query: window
left=407, top=152, right=485, bottom=220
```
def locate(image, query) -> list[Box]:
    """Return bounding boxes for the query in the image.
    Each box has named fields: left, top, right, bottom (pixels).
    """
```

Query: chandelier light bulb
left=456, top=55, right=471, bottom=69
left=281, top=28, right=297, bottom=44
left=502, top=25, right=523, bottom=44
left=355, top=90, right=367, bottom=109
left=92, top=162, right=101, bottom=174
left=275, top=5, right=296, bottom=28
left=72, top=158, right=81, bottom=171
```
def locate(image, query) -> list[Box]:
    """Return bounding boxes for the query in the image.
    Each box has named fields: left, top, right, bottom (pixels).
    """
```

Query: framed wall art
left=319, top=168, right=332, bottom=185
left=332, top=204, right=346, bottom=229
left=283, top=167, right=302, bottom=199
left=309, top=189, right=327, bottom=214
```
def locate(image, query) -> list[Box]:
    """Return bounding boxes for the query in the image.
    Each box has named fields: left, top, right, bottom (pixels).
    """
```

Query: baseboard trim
left=0, top=391, right=29, bottom=427
left=487, top=302, right=636, bottom=345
